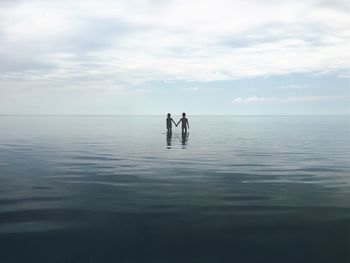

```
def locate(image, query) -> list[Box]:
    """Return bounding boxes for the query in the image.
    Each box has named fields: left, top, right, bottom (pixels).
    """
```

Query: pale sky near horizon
left=0, top=0, right=349, bottom=115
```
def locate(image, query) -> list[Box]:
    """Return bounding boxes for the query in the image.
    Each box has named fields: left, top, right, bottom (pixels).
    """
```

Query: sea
left=0, top=115, right=349, bottom=263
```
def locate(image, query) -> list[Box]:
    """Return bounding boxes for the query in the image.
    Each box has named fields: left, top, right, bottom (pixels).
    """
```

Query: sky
left=0, top=0, right=349, bottom=115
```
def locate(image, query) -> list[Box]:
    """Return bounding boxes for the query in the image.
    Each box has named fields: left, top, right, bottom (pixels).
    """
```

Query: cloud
left=277, top=84, right=317, bottom=90
left=284, top=95, right=347, bottom=102
left=0, top=0, right=349, bottom=87
left=0, top=0, right=349, bottom=114
left=183, top=87, right=199, bottom=91
left=233, top=95, right=349, bottom=104
left=233, top=97, right=276, bottom=104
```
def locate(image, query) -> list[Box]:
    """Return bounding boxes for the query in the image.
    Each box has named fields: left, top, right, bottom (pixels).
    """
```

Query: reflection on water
left=181, top=131, right=189, bottom=148
left=0, top=116, right=349, bottom=263
left=166, top=131, right=190, bottom=149
left=166, top=131, right=172, bottom=149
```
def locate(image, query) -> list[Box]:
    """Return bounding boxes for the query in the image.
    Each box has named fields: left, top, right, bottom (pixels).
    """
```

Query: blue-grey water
left=0, top=116, right=349, bottom=263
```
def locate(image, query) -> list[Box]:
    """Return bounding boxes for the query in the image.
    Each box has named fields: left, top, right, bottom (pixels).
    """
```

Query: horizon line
left=0, top=114, right=348, bottom=117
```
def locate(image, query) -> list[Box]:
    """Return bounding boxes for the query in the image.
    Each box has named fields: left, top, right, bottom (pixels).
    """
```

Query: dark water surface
left=0, top=116, right=349, bottom=263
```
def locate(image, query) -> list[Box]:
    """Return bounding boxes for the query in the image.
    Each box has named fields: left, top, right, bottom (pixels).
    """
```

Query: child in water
left=177, top=112, right=190, bottom=133
left=166, top=113, right=177, bottom=132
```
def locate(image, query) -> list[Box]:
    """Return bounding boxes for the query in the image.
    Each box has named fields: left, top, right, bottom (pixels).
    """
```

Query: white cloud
left=0, top=0, right=349, bottom=86
left=277, top=84, right=317, bottom=90
left=0, top=0, right=350, bottom=117
left=233, top=97, right=276, bottom=104
left=284, top=95, right=347, bottom=102
left=233, top=95, right=349, bottom=104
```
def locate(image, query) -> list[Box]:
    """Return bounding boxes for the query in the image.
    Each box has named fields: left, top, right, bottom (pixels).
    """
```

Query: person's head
left=167, top=113, right=171, bottom=118
left=182, top=112, right=186, bottom=117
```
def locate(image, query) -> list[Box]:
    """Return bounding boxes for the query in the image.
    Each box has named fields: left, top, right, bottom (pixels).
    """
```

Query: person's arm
left=172, top=118, right=177, bottom=126
left=176, top=118, right=181, bottom=126
left=187, top=119, right=190, bottom=129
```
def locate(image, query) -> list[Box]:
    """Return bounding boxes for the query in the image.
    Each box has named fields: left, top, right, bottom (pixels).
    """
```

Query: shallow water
left=0, top=116, right=349, bottom=263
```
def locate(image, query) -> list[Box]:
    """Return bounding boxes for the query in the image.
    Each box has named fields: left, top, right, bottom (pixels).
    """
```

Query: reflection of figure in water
left=181, top=131, right=189, bottom=148
left=166, top=113, right=177, bottom=133
left=176, top=112, right=190, bottom=133
left=166, top=131, right=172, bottom=149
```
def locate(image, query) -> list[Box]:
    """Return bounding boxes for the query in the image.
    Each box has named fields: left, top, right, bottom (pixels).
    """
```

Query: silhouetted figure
left=177, top=112, right=190, bottom=133
left=166, top=131, right=172, bottom=149
left=166, top=113, right=177, bottom=132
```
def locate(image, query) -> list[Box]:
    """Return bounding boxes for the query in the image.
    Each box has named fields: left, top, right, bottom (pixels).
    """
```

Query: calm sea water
left=0, top=116, right=349, bottom=263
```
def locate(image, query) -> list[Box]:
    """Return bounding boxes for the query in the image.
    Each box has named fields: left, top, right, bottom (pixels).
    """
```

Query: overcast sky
left=0, top=0, right=349, bottom=115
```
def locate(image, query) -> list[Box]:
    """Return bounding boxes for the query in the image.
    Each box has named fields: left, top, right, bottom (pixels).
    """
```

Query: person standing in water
left=166, top=113, right=177, bottom=133
left=177, top=112, right=190, bottom=133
